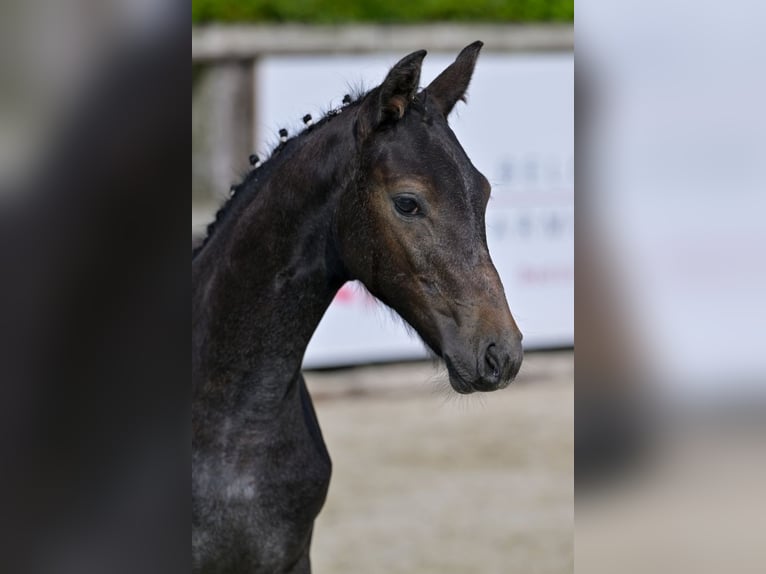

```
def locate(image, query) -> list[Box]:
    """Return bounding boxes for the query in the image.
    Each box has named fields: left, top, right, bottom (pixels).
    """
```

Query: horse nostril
left=484, top=344, right=501, bottom=380
left=481, top=342, right=522, bottom=389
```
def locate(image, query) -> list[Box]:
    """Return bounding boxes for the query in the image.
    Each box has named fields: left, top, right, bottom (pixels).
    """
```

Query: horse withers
left=192, top=42, right=523, bottom=573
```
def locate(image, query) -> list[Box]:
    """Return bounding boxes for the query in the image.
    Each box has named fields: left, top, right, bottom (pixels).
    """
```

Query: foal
left=192, top=42, right=523, bottom=573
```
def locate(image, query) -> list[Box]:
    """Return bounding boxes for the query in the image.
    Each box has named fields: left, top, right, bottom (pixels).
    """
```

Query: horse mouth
left=444, top=356, right=478, bottom=394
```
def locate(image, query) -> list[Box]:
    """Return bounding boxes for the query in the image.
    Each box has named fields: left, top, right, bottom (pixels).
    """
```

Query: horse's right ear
left=357, top=50, right=426, bottom=138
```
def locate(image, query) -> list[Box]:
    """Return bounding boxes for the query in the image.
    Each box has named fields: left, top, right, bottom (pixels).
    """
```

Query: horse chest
left=192, top=384, right=331, bottom=573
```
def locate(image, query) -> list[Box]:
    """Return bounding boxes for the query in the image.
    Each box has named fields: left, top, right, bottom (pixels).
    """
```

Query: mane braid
left=191, top=92, right=368, bottom=260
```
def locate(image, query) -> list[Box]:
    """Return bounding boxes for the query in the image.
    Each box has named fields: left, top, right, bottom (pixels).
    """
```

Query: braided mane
left=192, top=91, right=366, bottom=260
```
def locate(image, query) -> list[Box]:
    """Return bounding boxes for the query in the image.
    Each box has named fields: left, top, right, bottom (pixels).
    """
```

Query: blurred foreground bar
left=577, top=0, right=766, bottom=572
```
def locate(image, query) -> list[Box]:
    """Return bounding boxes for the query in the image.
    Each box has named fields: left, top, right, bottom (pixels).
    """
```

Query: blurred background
left=577, top=1, right=766, bottom=573
left=192, top=2, right=573, bottom=573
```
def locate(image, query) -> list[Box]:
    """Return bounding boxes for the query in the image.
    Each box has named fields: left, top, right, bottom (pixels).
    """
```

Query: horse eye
left=393, top=196, right=421, bottom=217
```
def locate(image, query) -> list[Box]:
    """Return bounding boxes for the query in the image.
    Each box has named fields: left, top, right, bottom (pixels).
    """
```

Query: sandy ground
left=304, top=350, right=573, bottom=574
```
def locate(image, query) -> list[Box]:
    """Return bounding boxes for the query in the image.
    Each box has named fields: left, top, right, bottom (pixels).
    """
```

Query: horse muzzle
left=444, top=337, right=523, bottom=394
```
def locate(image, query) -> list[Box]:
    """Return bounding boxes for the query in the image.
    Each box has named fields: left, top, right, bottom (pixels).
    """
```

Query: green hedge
left=192, top=0, right=574, bottom=24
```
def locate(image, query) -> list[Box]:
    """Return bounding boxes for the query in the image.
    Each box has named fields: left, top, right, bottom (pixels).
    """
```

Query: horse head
left=337, top=43, right=523, bottom=394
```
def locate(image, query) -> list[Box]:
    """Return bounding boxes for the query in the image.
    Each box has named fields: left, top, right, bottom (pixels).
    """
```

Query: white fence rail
left=192, top=24, right=573, bottom=60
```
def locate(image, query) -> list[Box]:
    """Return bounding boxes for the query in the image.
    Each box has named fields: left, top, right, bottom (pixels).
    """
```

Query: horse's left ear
left=358, top=49, right=426, bottom=137
left=425, top=41, right=483, bottom=117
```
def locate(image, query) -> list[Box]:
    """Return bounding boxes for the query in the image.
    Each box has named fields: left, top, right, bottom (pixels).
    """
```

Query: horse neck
left=193, top=121, right=356, bottom=418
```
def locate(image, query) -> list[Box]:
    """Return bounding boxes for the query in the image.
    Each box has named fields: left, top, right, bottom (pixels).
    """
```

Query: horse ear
left=358, top=49, right=426, bottom=136
left=425, top=41, right=483, bottom=117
